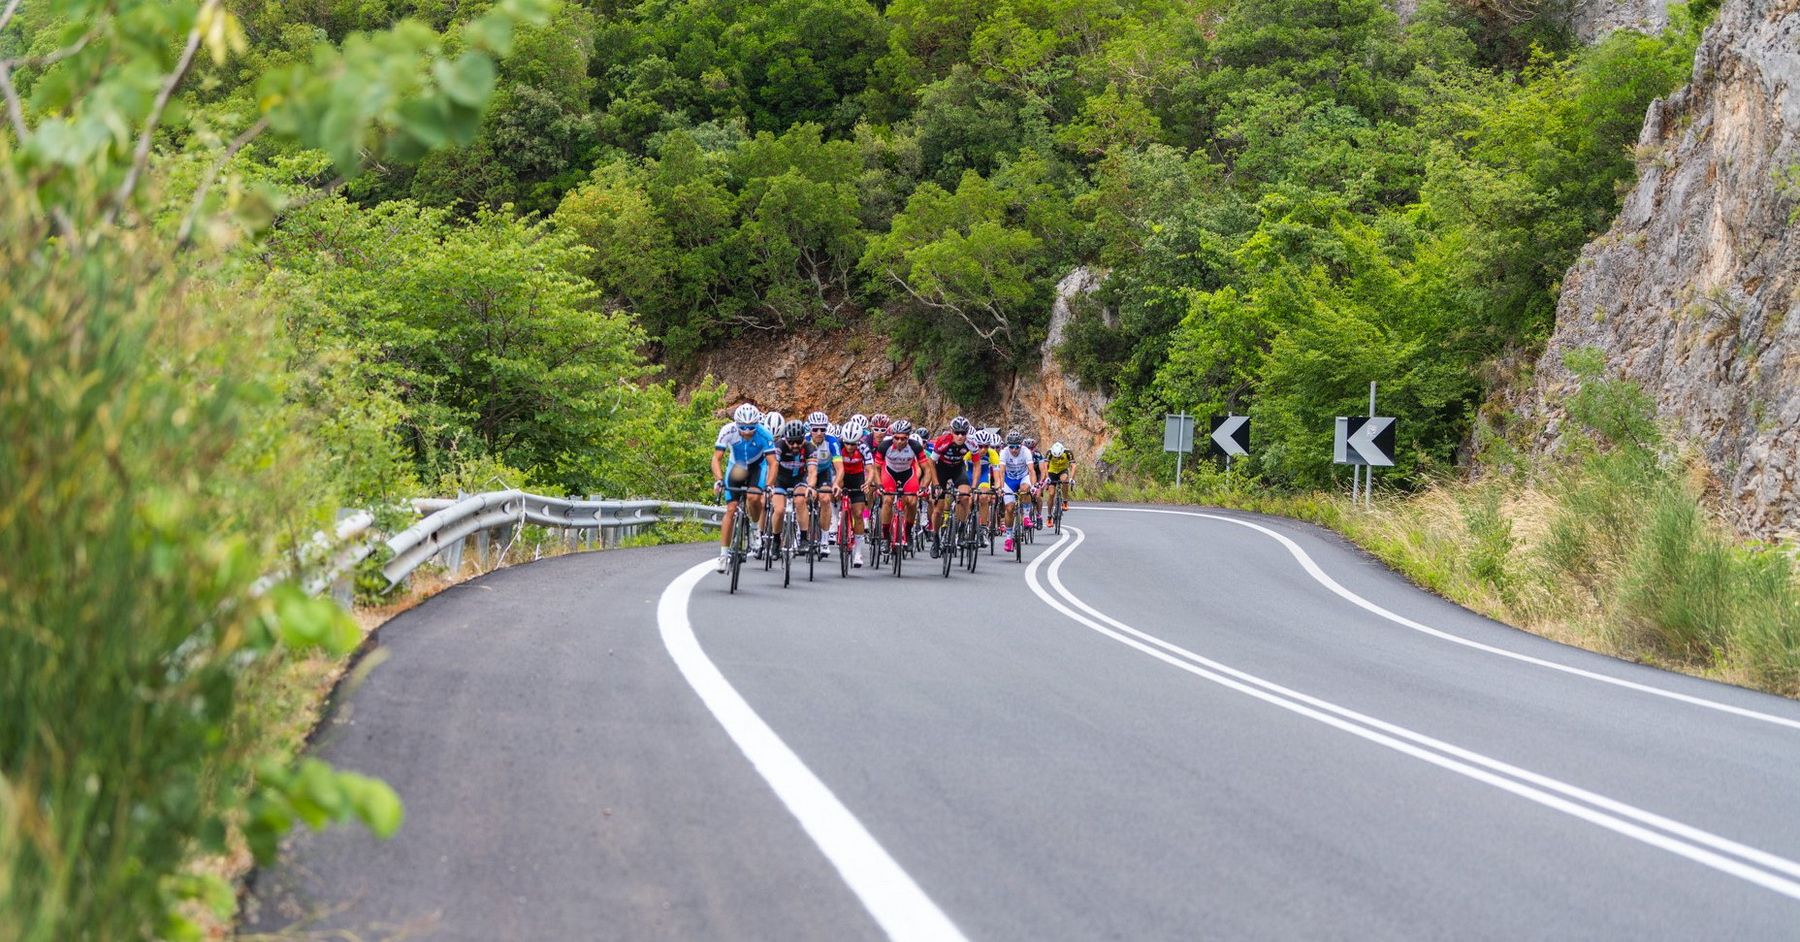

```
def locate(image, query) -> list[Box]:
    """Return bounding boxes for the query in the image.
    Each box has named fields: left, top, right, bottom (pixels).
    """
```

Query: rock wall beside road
left=1521, top=0, right=1800, bottom=539
left=677, top=268, right=1113, bottom=465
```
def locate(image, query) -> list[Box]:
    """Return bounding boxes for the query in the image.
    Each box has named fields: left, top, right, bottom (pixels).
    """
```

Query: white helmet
left=732, top=402, right=762, bottom=425
left=1050, top=441, right=1066, bottom=457
left=761, top=411, right=784, bottom=433
left=849, top=412, right=867, bottom=427
left=807, top=410, right=829, bottom=428
left=826, top=422, right=841, bottom=438
left=843, top=419, right=867, bottom=439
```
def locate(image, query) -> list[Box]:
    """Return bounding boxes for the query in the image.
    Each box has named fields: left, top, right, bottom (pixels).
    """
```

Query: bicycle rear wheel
left=839, top=498, right=851, bottom=578
left=729, top=509, right=745, bottom=594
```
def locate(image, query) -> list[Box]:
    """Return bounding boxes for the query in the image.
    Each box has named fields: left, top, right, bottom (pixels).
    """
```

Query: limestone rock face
left=679, top=267, right=1113, bottom=465
left=1570, top=0, right=1673, bottom=41
left=1522, top=0, right=1800, bottom=539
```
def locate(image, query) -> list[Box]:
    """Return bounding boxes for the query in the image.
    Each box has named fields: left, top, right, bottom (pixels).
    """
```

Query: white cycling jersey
left=714, top=420, right=738, bottom=450
left=998, top=445, right=1035, bottom=478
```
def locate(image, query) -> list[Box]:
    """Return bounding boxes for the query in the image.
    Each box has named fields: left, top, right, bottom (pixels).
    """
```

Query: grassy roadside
left=1090, top=433, right=1800, bottom=700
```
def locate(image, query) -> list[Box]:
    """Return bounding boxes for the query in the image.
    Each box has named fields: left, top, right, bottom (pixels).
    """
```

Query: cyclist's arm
left=712, top=446, right=725, bottom=486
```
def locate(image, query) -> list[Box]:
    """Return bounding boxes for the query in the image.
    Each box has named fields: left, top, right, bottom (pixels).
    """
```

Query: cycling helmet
left=781, top=420, right=806, bottom=442
left=826, top=422, right=841, bottom=439
left=732, top=402, right=763, bottom=425
left=916, top=425, right=931, bottom=440
left=849, top=412, right=867, bottom=427
left=807, top=410, right=829, bottom=428
left=1006, top=431, right=1023, bottom=446
left=843, top=419, right=867, bottom=439
left=762, top=411, right=785, bottom=433
left=1023, top=436, right=1037, bottom=449
left=949, top=416, right=971, bottom=434
left=1050, top=441, right=1066, bottom=457
left=870, top=412, right=890, bottom=429
left=890, top=419, right=912, bottom=436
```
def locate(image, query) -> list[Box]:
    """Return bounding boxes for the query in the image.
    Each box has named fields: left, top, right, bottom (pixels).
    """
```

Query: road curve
left=246, top=503, right=1800, bottom=940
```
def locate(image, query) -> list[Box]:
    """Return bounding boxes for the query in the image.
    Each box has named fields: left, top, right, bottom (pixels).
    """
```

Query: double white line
left=1026, top=527, right=1800, bottom=902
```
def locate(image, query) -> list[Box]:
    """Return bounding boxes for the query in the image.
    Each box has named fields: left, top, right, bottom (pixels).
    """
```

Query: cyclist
left=1022, top=435, right=1046, bottom=529
left=969, top=429, right=1000, bottom=542
left=929, top=416, right=977, bottom=557
left=767, top=420, right=820, bottom=560
left=863, top=412, right=892, bottom=509
left=997, top=431, right=1040, bottom=553
left=713, top=403, right=778, bottom=573
left=804, top=412, right=839, bottom=559
left=874, top=418, right=931, bottom=547
left=1044, top=441, right=1074, bottom=515
left=760, top=410, right=785, bottom=438
left=838, top=418, right=872, bottom=567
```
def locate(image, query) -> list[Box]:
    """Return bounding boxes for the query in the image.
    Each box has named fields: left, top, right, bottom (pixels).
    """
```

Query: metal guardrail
left=380, top=490, right=723, bottom=586
left=251, top=510, right=380, bottom=603
left=251, top=491, right=720, bottom=603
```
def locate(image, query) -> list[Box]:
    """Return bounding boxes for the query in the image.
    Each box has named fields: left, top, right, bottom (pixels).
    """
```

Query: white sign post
left=1332, top=382, right=1394, bottom=508
left=1163, top=412, right=1196, bottom=486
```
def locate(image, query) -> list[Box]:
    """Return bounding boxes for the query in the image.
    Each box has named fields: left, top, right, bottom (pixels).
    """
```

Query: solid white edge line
left=1082, top=506, right=1800, bottom=732
left=1038, top=530, right=1800, bottom=882
left=1024, top=529, right=1800, bottom=903
left=657, top=560, right=970, bottom=942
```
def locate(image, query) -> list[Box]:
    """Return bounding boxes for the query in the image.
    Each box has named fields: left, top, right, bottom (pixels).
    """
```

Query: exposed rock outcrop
left=1522, top=0, right=1800, bottom=539
left=677, top=268, right=1113, bottom=463
left=1570, top=0, right=1674, bottom=41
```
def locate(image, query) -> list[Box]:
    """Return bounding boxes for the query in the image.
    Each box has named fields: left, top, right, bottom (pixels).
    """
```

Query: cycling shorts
left=1002, top=472, right=1028, bottom=494
left=773, top=467, right=811, bottom=494
left=841, top=471, right=866, bottom=502
left=1046, top=470, right=1068, bottom=484
left=724, top=462, right=765, bottom=502
left=880, top=466, right=921, bottom=496
left=935, top=461, right=970, bottom=488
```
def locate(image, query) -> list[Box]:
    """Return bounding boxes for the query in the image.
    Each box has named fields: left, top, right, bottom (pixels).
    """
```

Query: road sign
left=1334, top=416, right=1396, bottom=467
left=1209, top=415, right=1249, bottom=458
left=1162, top=413, right=1195, bottom=453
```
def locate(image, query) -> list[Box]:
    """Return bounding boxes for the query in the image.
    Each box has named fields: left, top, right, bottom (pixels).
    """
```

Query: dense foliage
left=308, top=0, right=1702, bottom=486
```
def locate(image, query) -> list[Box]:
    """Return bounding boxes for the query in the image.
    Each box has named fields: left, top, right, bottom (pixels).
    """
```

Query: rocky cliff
left=1522, top=0, right=1800, bottom=539
left=678, top=267, right=1114, bottom=465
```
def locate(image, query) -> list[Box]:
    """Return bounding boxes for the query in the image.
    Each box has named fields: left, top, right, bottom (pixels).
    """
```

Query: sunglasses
left=737, top=424, right=757, bottom=433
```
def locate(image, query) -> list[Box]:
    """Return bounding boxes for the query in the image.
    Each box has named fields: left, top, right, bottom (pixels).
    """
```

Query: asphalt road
left=245, top=504, right=1800, bottom=940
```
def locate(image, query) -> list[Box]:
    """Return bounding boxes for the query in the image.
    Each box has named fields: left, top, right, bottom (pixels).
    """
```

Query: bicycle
left=784, top=496, right=802, bottom=587
left=835, top=489, right=854, bottom=578
left=1010, top=495, right=1025, bottom=563
left=802, top=484, right=834, bottom=583
left=724, top=487, right=762, bottom=595
left=881, top=489, right=912, bottom=577
left=930, top=489, right=957, bottom=579
left=760, top=497, right=777, bottom=571
left=1044, top=479, right=1066, bottom=535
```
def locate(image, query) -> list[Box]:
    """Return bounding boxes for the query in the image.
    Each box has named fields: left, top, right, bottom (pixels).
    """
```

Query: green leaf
left=434, top=53, right=497, bottom=108
left=341, top=774, right=406, bottom=838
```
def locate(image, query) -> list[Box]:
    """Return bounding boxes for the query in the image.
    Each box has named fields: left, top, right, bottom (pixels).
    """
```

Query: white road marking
left=1084, top=506, right=1800, bottom=732
left=1025, top=528, right=1800, bottom=901
left=657, top=560, right=970, bottom=942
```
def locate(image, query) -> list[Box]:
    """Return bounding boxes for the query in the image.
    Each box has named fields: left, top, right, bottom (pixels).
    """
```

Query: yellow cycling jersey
left=1046, top=452, right=1073, bottom=474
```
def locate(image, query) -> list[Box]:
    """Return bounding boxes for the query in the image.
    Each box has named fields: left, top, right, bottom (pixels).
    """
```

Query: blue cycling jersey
left=721, top=425, right=777, bottom=467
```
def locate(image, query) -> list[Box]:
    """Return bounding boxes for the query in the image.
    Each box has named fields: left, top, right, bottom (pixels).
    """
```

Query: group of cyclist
left=711, top=403, right=1076, bottom=574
